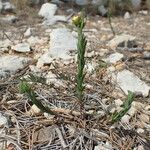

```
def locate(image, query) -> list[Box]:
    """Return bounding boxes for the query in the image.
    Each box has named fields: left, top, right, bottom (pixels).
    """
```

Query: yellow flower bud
left=72, top=15, right=82, bottom=26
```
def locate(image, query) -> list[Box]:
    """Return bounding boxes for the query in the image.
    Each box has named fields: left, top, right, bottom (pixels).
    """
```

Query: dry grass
left=11, top=0, right=28, bottom=10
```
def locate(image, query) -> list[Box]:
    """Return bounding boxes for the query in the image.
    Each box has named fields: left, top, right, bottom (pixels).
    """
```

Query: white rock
left=37, top=53, right=53, bottom=68
left=124, top=12, right=130, bottom=19
left=137, top=128, right=144, bottom=134
left=38, top=3, right=57, bottom=19
left=108, top=34, right=136, bottom=49
left=138, top=10, right=148, bottom=15
left=0, top=113, right=8, bottom=127
left=0, top=55, right=30, bottom=78
left=49, top=28, right=77, bottom=60
left=114, top=99, right=123, bottom=107
left=104, top=52, right=124, bottom=64
left=27, top=104, right=41, bottom=116
left=12, top=43, right=31, bottom=52
left=44, top=112, right=55, bottom=119
left=121, top=115, right=131, bottom=124
left=24, top=28, right=32, bottom=37
left=128, top=106, right=137, bottom=117
left=2, top=2, right=15, bottom=11
left=114, top=70, right=150, bottom=97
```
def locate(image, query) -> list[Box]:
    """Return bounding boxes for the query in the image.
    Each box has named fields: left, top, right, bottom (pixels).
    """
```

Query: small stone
left=121, top=115, right=131, bottom=124
left=114, top=99, right=123, bottom=107
left=38, top=3, right=57, bottom=19
left=44, top=113, right=55, bottom=119
left=0, top=113, right=8, bottom=127
left=138, top=10, right=148, bottom=15
left=124, top=12, right=130, bottom=19
left=27, top=104, right=41, bottom=116
left=0, top=55, right=30, bottom=79
left=2, top=2, right=15, bottom=12
left=24, top=28, right=32, bottom=37
left=49, top=28, right=77, bottom=60
left=112, top=70, right=150, bottom=97
left=143, top=51, right=150, bottom=59
left=12, top=43, right=31, bottom=52
left=137, top=128, right=144, bottom=134
left=128, top=106, right=137, bottom=117
left=103, top=53, right=124, bottom=64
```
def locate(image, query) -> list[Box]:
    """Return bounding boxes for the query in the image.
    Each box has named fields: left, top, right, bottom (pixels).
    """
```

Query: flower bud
left=72, top=15, right=82, bottom=27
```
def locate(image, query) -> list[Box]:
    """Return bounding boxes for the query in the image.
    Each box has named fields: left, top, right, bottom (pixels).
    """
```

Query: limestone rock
left=27, top=104, right=41, bottom=116
left=12, top=43, right=31, bottom=52
left=121, top=114, right=131, bottom=124
left=0, top=113, right=8, bottom=127
left=103, top=52, right=124, bottom=64
left=49, top=28, right=77, bottom=60
left=0, top=55, right=30, bottom=78
left=124, top=12, right=130, bottom=19
left=24, top=28, right=32, bottom=37
left=113, top=70, right=150, bottom=97
left=2, top=1, right=15, bottom=12
left=38, top=3, right=57, bottom=19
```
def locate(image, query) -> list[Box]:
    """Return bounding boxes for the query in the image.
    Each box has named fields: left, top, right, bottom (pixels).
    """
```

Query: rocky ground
left=0, top=1, right=150, bottom=150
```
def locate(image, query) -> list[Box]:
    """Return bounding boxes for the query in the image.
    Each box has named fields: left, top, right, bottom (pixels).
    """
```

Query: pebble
left=124, top=12, right=131, bottom=19
left=12, top=43, right=31, bottom=52
left=0, top=113, right=8, bottom=127
left=121, top=114, right=131, bottom=124
left=137, top=128, right=144, bottom=134
left=26, top=104, right=41, bottom=116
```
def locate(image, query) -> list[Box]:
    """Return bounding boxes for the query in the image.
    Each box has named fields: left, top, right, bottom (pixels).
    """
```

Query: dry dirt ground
left=0, top=4, right=150, bottom=150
